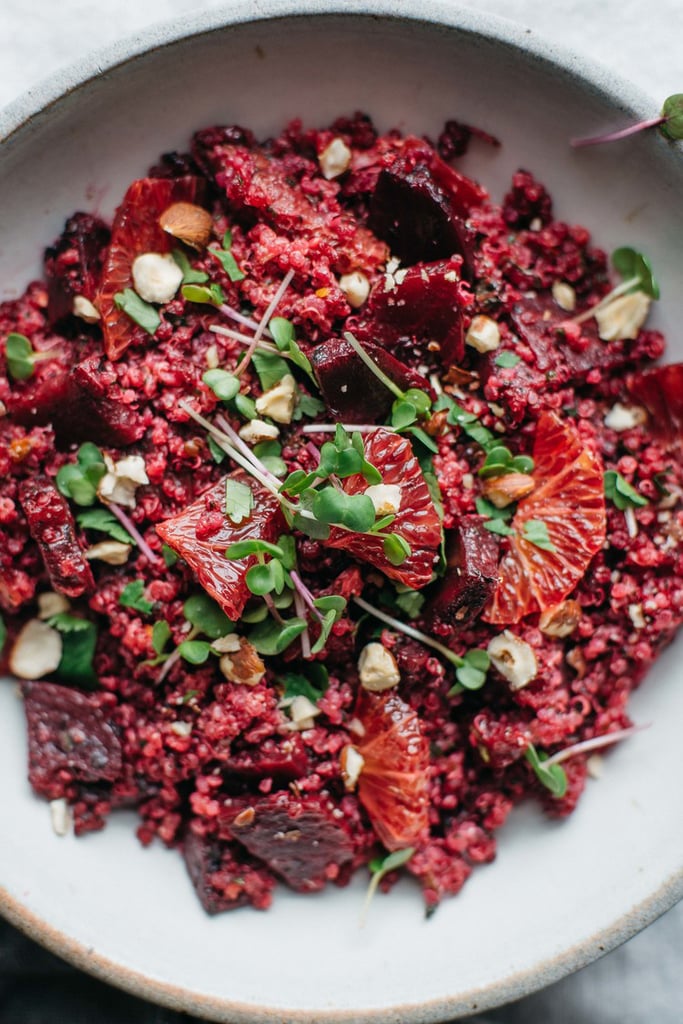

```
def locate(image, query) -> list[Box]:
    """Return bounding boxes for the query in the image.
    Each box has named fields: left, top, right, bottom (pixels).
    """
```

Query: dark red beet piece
left=183, top=832, right=275, bottom=913
left=311, top=336, right=432, bottom=423
left=224, top=791, right=354, bottom=893
left=428, top=515, right=500, bottom=630
left=44, top=212, right=111, bottom=326
left=156, top=473, right=285, bottom=621
left=22, top=681, right=122, bottom=797
left=354, top=256, right=466, bottom=367
left=223, top=734, right=308, bottom=784
left=18, top=477, right=95, bottom=597
left=628, top=363, right=683, bottom=444
left=503, top=169, right=553, bottom=229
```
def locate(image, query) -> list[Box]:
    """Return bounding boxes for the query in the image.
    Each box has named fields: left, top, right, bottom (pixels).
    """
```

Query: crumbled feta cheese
left=487, top=630, right=538, bottom=690
left=318, top=137, right=352, bottom=180
left=604, top=403, right=647, bottom=432
left=37, top=591, right=70, bottom=620
left=85, top=540, right=132, bottom=565
left=49, top=798, right=72, bottom=837
left=238, top=419, right=280, bottom=444
left=340, top=745, right=365, bottom=791
left=339, top=271, right=370, bottom=308
left=595, top=291, right=651, bottom=341
left=72, top=295, right=101, bottom=322
left=131, top=252, right=183, bottom=305
left=255, top=374, right=297, bottom=424
left=551, top=281, right=576, bottom=312
left=465, top=315, right=501, bottom=353
left=9, top=620, right=63, bottom=679
left=358, top=642, right=401, bottom=692
left=98, top=454, right=149, bottom=509
left=364, top=484, right=401, bottom=516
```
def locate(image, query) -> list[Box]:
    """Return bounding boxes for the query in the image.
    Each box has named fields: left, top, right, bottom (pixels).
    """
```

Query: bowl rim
left=1, top=1, right=681, bottom=1021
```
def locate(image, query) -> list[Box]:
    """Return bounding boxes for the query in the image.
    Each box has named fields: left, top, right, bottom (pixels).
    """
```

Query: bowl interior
left=1, top=7, right=682, bottom=1022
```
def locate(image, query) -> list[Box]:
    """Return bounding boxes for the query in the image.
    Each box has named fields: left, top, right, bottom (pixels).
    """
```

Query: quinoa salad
left=1, top=113, right=682, bottom=915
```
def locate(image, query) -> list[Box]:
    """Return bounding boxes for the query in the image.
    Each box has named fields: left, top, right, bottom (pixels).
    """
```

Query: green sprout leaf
left=172, top=249, right=209, bottom=285
left=177, top=639, right=213, bottom=665
left=483, top=518, right=516, bottom=537
left=77, top=508, right=135, bottom=545
left=394, top=588, right=425, bottom=619
left=363, top=847, right=415, bottom=921
left=310, top=594, right=348, bottom=655
left=152, top=619, right=172, bottom=655
left=207, top=436, right=227, bottom=464
left=251, top=350, right=290, bottom=390
left=246, top=559, right=286, bottom=596
left=248, top=616, right=307, bottom=656
left=183, top=593, right=235, bottom=639
left=612, top=247, right=660, bottom=300
left=234, top=393, right=257, bottom=420
left=253, top=440, right=287, bottom=478
left=391, top=400, right=418, bottom=430
left=522, top=519, right=556, bottom=552
left=269, top=317, right=295, bottom=350
left=5, top=332, right=36, bottom=380
left=225, top=478, right=254, bottom=526
left=119, top=579, right=154, bottom=614
left=56, top=443, right=106, bottom=507
left=279, top=666, right=329, bottom=703
left=312, top=488, right=376, bottom=532
left=382, top=533, right=411, bottom=566
left=494, top=350, right=521, bottom=369
left=268, top=316, right=316, bottom=383
left=604, top=469, right=649, bottom=510
left=226, top=539, right=285, bottom=560
left=48, top=614, right=98, bottom=687
left=203, top=369, right=240, bottom=402
left=181, top=283, right=225, bottom=307
left=114, top=289, right=161, bottom=334
left=210, top=232, right=245, bottom=282
left=162, top=543, right=179, bottom=567
left=660, top=93, right=683, bottom=140
left=455, top=648, right=490, bottom=691
left=525, top=743, right=568, bottom=798
left=475, top=496, right=514, bottom=522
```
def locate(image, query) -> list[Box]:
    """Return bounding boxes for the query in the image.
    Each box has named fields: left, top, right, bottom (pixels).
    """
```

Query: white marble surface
left=0, top=2, right=681, bottom=1023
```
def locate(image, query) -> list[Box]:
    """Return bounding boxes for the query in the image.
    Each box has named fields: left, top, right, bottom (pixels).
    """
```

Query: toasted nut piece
left=487, top=630, right=538, bottom=690
left=219, top=638, right=266, bottom=687
left=604, top=403, right=647, bottom=432
left=566, top=646, right=587, bottom=679
left=72, top=295, right=101, bottom=322
left=238, top=419, right=280, bottom=444
left=98, top=454, right=149, bottom=509
left=358, top=642, right=401, bottom=692
left=364, top=484, right=402, bottom=516
left=49, top=798, right=72, bottom=837
left=233, top=806, right=255, bottom=827
left=340, top=745, right=365, bottom=791
left=539, top=600, right=582, bottom=638
left=255, top=374, right=297, bottom=424
left=286, top=694, right=321, bottom=730
left=628, top=603, right=646, bottom=630
left=132, top=252, right=183, bottom=304
left=339, top=271, right=370, bottom=308
left=552, top=281, right=576, bottom=312
left=169, top=721, right=192, bottom=737
left=159, top=201, right=213, bottom=249
left=595, top=291, right=651, bottom=341
left=481, top=472, right=535, bottom=509
left=466, top=315, right=500, bottom=353
left=211, top=632, right=242, bottom=654
left=318, top=137, right=352, bottom=180
left=9, top=620, right=63, bottom=679
left=37, top=591, right=70, bottom=620
left=205, top=343, right=220, bottom=369
left=85, top=540, right=132, bottom=565
left=586, top=754, right=603, bottom=779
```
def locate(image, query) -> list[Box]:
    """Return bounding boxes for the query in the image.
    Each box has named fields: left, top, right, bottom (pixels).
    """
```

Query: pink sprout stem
left=292, top=589, right=312, bottom=658
left=108, top=502, right=160, bottom=564
left=544, top=724, right=648, bottom=766
left=214, top=413, right=282, bottom=490
left=235, top=269, right=294, bottom=378
left=571, top=115, right=666, bottom=148
left=290, top=570, right=324, bottom=623
left=219, top=303, right=274, bottom=339
left=301, top=423, right=388, bottom=434
left=210, top=323, right=281, bottom=355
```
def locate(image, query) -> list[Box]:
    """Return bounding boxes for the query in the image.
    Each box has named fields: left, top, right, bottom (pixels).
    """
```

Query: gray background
left=0, top=1, right=681, bottom=1022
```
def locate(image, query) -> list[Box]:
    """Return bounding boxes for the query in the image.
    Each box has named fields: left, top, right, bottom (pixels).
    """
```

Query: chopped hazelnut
left=481, top=472, right=535, bottom=509
left=551, top=281, right=576, bottom=312
left=318, top=137, right=352, bottom=180
left=465, top=315, right=500, bottom=353
left=219, top=638, right=266, bottom=687
left=339, top=271, right=370, bottom=308
left=358, top=642, right=401, bottom=692
left=487, top=631, right=538, bottom=690
left=131, top=252, right=183, bottom=304
left=72, top=295, right=101, bottom=322
left=340, top=745, right=365, bottom=791
left=255, top=374, right=297, bottom=424
left=9, top=620, right=63, bottom=679
left=364, top=484, right=402, bottom=516
left=539, top=600, right=582, bottom=638
left=238, top=419, right=280, bottom=444
left=85, top=540, right=132, bottom=565
left=595, top=291, right=651, bottom=341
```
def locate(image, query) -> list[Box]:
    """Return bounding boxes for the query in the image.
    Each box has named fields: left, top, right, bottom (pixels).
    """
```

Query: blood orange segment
left=484, top=411, right=606, bottom=625
left=326, top=428, right=442, bottom=588
left=156, top=474, right=285, bottom=621
left=354, top=688, right=430, bottom=852
left=96, top=176, right=203, bottom=361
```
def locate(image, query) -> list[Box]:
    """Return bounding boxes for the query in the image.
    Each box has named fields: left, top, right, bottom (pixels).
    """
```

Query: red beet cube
left=183, top=831, right=276, bottom=914
left=428, top=515, right=500, bottom=629
left=18, top=477, right=95, bottom=598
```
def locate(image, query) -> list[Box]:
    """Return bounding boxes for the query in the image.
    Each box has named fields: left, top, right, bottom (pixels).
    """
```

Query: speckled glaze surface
left=1, top=2, right=682, bottom=1021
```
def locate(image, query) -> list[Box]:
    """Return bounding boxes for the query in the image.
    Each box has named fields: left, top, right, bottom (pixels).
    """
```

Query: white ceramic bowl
left=1, top=2, right=682, bottom=1020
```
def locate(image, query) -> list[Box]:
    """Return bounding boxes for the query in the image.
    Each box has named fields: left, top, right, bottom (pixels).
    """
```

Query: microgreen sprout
left=543, top=724, right=647, bottom=767
left=46, top=613, right=98, bottom=687
left=181, top=282, right=226, bottom=307
left=209, top=230, right=245, bottom=282
left=107, top=503, right=160, bottom=564
left=172, top=249, right=209, bottom=285
left=571, top=93, right=683, bottom=147
left=114, top=289, right=161, bottom=334
left=353, top=595, right=489, bottom=691
left=494, top=350, right=521, bottom=369
left=235, top=269, right=295, bottom=378
left=434, top=394, right=497, bottom=451
left=604, top=470, right=648, bottom=510
left=343, top=331, right=433, bottom=432
left=203, top=369, right=241, bottom=402
left=76, top=508, right=135, bottom=545
left=361, top=847, right=415, bottom=925
left=119, top=579, right=154, bottom=614
left=4, top=333, right=63, bottom=381
left=56, top=443, right=106, bottom=507
left=279, top=665, right=329, bottom=703
left=478, top=445, right=534, bottom=479
left=572, top=247, right=660, bottom=328
left=521, top=519, right=556, bottom=552
left=524, top=743, right=568, bottom=798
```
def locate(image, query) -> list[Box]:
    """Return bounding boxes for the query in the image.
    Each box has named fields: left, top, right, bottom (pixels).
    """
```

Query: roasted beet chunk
left=18, top=477, right=95, bottom=597
left=223, top=734, right=309, bottom=785
left=44, top=212, right=111, bottom=326
left=23, top=682, right=121, bottom=797
left=428, top=516, right=499, bottom=629
left=156, top=474, right=285, bottom=621
left=225, top=792, right=354, bottom=893
left=183, top=832, right=275, bottom=913
left=628, top=363, right=683, bottom=444
left=66, top=356, right=146, bottom=446
left=311, top=336, right=431, bottom=423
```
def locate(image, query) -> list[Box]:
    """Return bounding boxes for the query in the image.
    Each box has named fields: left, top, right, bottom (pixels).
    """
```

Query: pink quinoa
left=1, top=113, right=682, bottom=915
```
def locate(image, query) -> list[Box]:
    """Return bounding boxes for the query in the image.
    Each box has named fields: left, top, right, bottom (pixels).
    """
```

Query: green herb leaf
left=611, top=247, right=660, bottom=300
left=76, top=508, right=135, bottom=545
left=522, top=519, right=556, bottom=551
left=394, top=588, right=425, bottom=619
left=391, top=400, right=418, bottom=430
left=363, top=847, right=415, bottom=920
left=475, top=496, right=514, bottom=522
left=152, top=619, right=172, bottom=655
left=207, top=435, right=227, bottom=464
left=383, top=533, right=411, bottom=566
left=660, top=93, right=683, bottom=140
left=478, top=445, right=514, bottom=479
left=525, top=743, right=568, bottom=798
left=119, top=580, right=154, bottom=614
left=269, top=317, right=295, bottom=350
left=5, top=332, right=35, bottom=380
left=225, top=478, right=254, bottom=525
left=494, top=350, right=521, bottom=369
left=604, top=469, right=649, bottom=510
left=234, top=393, right=257, bottom=420
left=48, top=614, right=97, bottom=687
left=162, top=543, right=179, bottom=567
left=455, top=649, right=490, bottom=691
left=246, top=560, right=285, bottom=596
left=253, top=440, right=287, bottom=477
left=183, top=593, right=235, bottom=639
left=444, top=399, right=497, bottom=450
left=252, top=350, right=290, bottom=390
left=203, top=369, right=240, bottom=402
left=310, top=594, right=348, bottom=655
left=114, top=288, right=161, bottom=334
left=483, top=518, right=516, bottom=537
left=248, top=615, right=307, bottom=656
left=279, top=669, right=329, bottom=703
left=181, top=283, right=225, bottom=307
left=226, top=539, right=285, bottom=560
left=56, top=444, right=106, bottom=507
left=312, top=488, right=376, bottom=532
left=210, top=244, right=245, bottom=283
left=292, top=511, right=331, bottom=540
left=177, top=639, right=213, bottom=665
left=293, top=393, right=326, bottom=420
left=172, top=249, right=209, bottom=284
left=511, top=455, right=534, bottom=474
left=275, top=533, right=297, bottom=571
